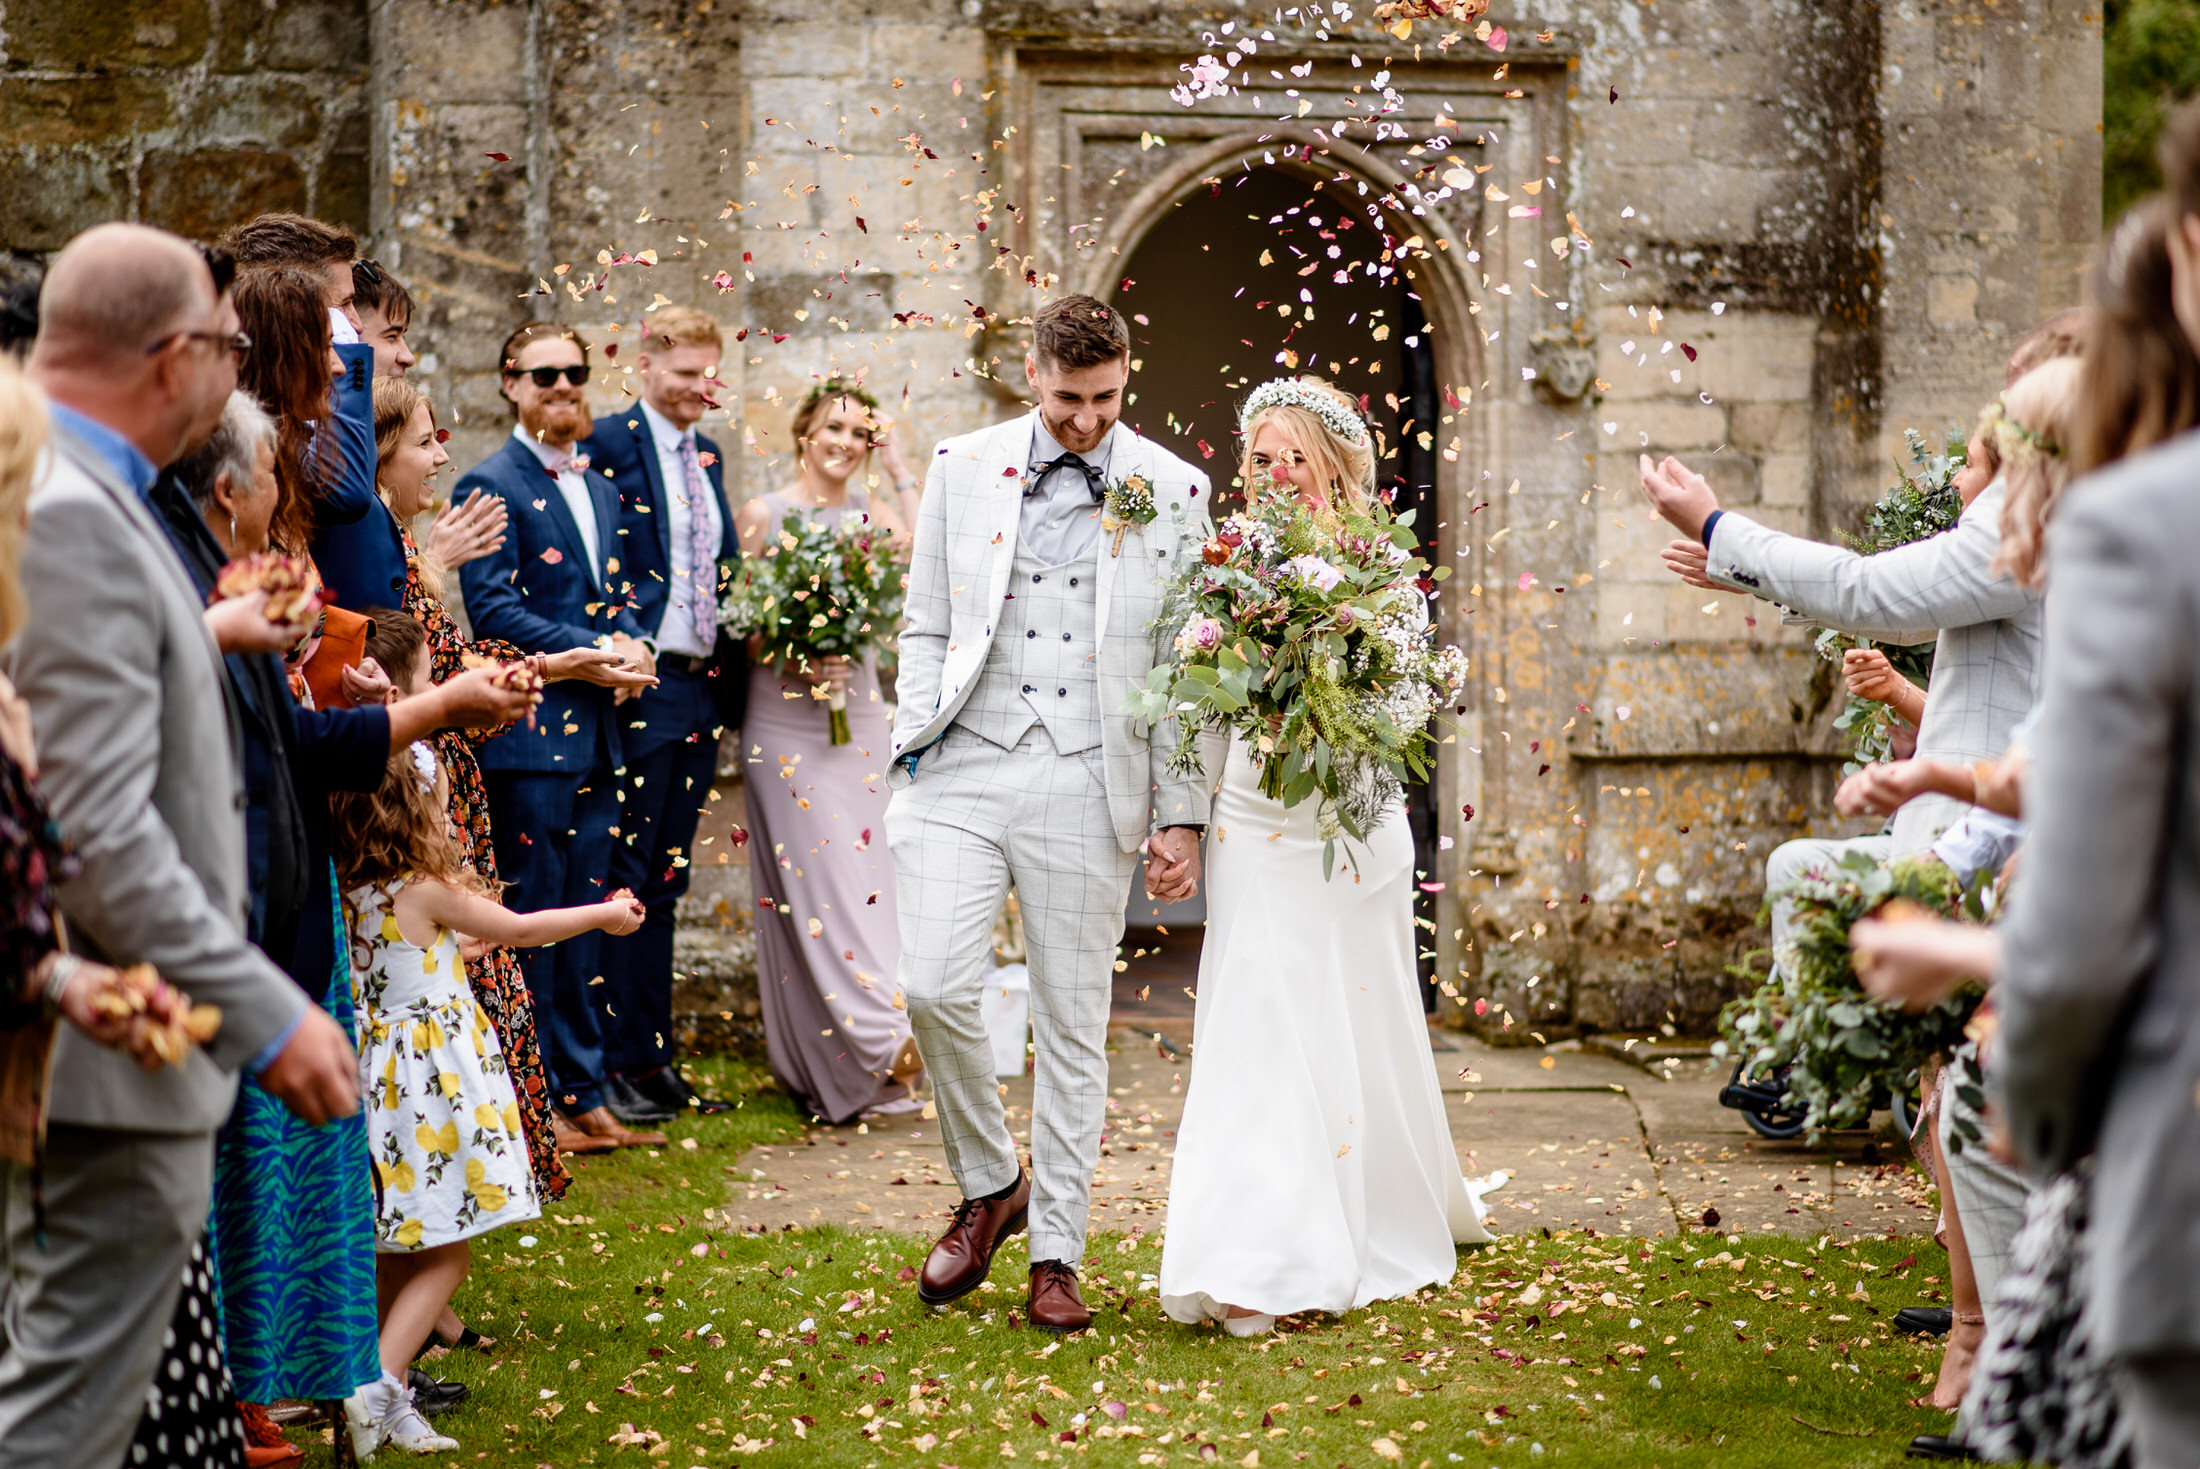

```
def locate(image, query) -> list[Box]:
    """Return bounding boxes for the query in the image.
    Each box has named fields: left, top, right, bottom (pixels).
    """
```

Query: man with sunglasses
left=457, top=320, right=664, bottom=1153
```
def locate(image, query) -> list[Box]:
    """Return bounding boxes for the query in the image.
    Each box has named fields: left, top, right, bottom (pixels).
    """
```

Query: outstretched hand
left=1662, top=538, right=1718, bottom=590
left=1638, top=453, right=1721, bottom=542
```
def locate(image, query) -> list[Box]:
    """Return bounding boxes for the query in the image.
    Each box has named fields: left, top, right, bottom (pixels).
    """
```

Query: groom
left=887, top=294, right=1210, bottom=1331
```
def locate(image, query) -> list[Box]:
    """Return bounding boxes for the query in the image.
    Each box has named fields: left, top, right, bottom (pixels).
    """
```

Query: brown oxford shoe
left=551, top=1115, right=617, bottom=1155
left=563, top=1105, right=667, bottom=1149
left=1027, top=1259, right=1091, bottom=1334
left=917, top=1171, right=1030, bottom=1307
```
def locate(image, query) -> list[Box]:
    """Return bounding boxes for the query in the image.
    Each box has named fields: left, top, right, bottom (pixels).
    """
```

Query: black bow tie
left=1026, top=452, right=1105, bottom=503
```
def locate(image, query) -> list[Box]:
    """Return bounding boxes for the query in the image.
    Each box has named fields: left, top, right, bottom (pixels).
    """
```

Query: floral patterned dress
left=347, top=879, right=542, bottom=1252
left=397, top=531, right=571, bottom=1202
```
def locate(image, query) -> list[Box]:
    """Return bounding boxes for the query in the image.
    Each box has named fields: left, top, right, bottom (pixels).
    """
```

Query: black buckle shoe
left=407, top=1367, right=470, bottom=1418
left=631, top=1066, right=696, bottom=1115
left=604, top=1073, right=677, bottom=1125
left=1906, top=1435, right=1978, bottom=1461
left=1894, top=1305, right=1953, bottom=1337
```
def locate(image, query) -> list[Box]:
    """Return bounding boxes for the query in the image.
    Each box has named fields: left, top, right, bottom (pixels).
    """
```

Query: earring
left=229, top=513, right=237, bottom=546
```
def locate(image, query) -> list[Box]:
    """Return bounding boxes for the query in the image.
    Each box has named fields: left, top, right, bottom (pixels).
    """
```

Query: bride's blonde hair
left=1238, top=375, right=1377, bottom=512
left=1988, top=353, right=2084, bottom=591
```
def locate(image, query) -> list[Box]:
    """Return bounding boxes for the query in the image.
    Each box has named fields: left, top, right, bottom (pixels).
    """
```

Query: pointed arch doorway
left=1111, top=161, right=1445, bottom=1005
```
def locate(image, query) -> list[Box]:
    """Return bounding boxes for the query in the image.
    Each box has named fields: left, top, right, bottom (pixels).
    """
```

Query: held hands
left=1144, top=827, right=1203, bottom=904
left=1834, top=758, right=1970, bottom=819
left=598, top=888, right=647, bottom=937
left=1638, top=453, right=1721, bottom=543
left=422, top=488, right=509, bottom=572
left=204, top=588, right=318, bottom=656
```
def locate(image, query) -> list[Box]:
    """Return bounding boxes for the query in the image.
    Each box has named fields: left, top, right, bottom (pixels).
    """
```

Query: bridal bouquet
left=1124, top=490, right=1465, bottom=869
left=1716, top=851, right=1986, bottom=1137
left=718, top=510, right=906, bottom=744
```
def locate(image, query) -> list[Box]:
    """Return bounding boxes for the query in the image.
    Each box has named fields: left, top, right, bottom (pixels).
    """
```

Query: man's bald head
left=34, top=223, right=212, bottom=370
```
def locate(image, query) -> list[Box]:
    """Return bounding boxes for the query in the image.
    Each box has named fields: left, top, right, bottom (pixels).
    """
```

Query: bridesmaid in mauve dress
left=734, top=382, right=926, bottom=1124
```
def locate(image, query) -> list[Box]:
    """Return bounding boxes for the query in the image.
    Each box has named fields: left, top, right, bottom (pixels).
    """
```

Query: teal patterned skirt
left=211, top=877, right=380, bottom=1404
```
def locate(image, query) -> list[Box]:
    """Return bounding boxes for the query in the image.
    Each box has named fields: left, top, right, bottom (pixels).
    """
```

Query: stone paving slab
left=721, top=1028, right=1937, bottom=1244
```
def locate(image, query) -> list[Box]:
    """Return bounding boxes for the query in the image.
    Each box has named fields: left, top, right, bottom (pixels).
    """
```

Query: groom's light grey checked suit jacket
left=889, top=414, right=1211, bottom=845
left=1704, top=480, right=2042, bottom=853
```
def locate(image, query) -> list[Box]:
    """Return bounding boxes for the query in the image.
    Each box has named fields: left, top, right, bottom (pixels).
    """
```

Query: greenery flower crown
left=799, top=376, right=881, bottom=416
left=1239, top=378, right=1372, bottom=451
left=1979, top=397, right=2062, bottom=462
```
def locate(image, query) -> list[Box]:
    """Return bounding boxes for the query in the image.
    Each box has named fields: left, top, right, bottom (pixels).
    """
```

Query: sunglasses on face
left=510, top=364, right=590, bottom=389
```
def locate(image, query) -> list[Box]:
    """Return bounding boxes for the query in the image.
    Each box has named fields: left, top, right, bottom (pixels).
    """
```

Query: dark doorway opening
left=1111, top=162, right=1444, bottom=1003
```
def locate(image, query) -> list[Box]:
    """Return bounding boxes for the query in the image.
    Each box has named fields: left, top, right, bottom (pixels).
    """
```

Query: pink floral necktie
left=678, top=435, right=718, bottom=648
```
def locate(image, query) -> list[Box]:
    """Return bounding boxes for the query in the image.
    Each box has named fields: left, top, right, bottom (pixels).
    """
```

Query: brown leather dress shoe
left=563, top=1105, right=668, bottom=1149
left=1028, top=1260, right=1091, bottom=1334
left=552, top=1115, right=618, bottom=1154
left=918, top=1172, right=1030, bottom=1306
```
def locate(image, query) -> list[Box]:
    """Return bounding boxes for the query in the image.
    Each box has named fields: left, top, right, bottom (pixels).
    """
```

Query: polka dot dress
left=126, top=1239, right=244, bottom=1468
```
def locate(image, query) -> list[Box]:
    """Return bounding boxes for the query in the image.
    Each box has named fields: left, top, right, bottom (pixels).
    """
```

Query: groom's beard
left=1039, top=404, right=1117, bottom=455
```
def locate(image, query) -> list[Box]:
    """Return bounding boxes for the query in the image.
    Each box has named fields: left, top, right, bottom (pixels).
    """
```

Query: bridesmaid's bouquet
left=719, top=510, right=906, bottom=744
left=1125, top=491, right=1466, bottom=868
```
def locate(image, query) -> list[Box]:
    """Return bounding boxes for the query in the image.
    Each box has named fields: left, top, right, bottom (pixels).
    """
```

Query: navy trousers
left=603, top=662, right=723, bottom=1077
left=485, top=759, right=621, bottom=1116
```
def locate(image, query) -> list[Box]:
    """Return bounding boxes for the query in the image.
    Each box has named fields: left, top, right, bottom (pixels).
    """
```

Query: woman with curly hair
left=733, top=378, right=922, bottom=1122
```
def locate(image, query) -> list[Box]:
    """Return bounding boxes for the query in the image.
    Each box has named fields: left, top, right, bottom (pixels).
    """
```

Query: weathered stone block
left=0, top=149, right=130, bottom=252
left=7, top=0, right=211, bottom=69
left=0, top=76, right=171, bottom=147
left=141, top=148, right=309, bottom=241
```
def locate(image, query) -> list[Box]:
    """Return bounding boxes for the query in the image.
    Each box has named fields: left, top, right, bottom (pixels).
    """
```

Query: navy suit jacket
left=581, top=407, right=737, bottom=635
left=456, top=433, right=647, bottom=775
left=583, top=406, right=748, bottom=730
left=307, top=343, right=410, bottom=613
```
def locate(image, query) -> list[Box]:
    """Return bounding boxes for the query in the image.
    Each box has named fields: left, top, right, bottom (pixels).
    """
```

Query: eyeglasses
left=509, top=363, right=590, bottom=389
left=145, top=329, right=253, bottom=363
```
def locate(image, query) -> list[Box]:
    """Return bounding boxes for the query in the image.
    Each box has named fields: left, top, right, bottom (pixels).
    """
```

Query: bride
left=1157, top=376, right=1495, bottom=1337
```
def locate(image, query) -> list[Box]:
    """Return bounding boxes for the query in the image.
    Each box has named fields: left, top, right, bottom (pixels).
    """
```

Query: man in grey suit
left=1993, top=437, right=2200, bottom=1466
left=0, top=223, right=359, bottom=1469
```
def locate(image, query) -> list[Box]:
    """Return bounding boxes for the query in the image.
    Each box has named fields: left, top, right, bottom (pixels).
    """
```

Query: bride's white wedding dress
left=1159, top=733, right=1494, bottom=1326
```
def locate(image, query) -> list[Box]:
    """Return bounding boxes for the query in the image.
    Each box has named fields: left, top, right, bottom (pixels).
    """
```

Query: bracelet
left=40, top=951, right=85, bottom=1010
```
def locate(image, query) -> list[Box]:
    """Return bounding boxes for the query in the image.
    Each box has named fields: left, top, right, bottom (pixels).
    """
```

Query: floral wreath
left=1979, top=396, right=2061, bottom=463
left=1238, top=377, right=1372, bottom=452
left=798, top=375, right=881, bottom=417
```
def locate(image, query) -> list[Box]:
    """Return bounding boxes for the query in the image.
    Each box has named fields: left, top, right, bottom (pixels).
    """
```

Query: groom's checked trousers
left=887, top=726, right=1141, bottom=1268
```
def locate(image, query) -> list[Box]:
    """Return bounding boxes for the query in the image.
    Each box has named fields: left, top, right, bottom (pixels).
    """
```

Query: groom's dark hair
left=1032, top=294, right=1130, bottom=371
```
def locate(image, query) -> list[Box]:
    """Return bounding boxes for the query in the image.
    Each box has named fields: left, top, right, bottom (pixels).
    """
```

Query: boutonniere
left=1098, top=473, right=1157, bottom=557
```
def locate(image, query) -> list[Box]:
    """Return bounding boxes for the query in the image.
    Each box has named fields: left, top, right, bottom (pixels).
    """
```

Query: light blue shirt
left=47, top=402, right=158, bottom=499
left=1019, top=418, right=1116, bottom=565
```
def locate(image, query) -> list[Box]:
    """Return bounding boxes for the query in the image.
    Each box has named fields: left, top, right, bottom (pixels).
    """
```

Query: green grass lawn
left=303, top=1057, right=1959, bottom=1467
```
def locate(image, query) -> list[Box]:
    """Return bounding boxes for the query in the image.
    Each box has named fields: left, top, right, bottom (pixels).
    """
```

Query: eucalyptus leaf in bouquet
left=718, top=510, right=907, bottom=744
left=1715, top=850, right=1985, bottom=1138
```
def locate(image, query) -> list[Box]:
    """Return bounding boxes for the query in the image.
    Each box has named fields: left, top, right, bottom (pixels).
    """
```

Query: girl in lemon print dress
left=333, top=649, right=644, bottom=1458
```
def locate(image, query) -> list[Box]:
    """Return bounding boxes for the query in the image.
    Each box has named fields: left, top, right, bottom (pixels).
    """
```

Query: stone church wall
left=0, top=0, right=2100, bottom=1039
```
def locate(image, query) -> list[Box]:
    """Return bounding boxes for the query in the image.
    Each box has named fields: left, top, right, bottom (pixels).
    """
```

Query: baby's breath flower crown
left=1238, top=377, right=1372, bottom=452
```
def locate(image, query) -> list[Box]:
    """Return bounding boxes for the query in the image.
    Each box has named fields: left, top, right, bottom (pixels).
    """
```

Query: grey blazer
left=888, top=414, right=1213, bottom=851
left=1705, top=481, right=2041, bottom=852
left=5, top=422, right=304, bottom=1134
left=1995, top=431, right=2200, bottom=1359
